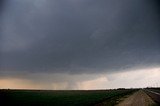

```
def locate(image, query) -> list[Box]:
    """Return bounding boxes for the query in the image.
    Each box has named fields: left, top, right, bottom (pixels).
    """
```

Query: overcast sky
left=0, top=0, right=160, bottom=89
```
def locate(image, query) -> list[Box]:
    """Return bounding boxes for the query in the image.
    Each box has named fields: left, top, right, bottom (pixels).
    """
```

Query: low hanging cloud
left=0, top=0, right=160, bottom=76
left=0, top=67, right=160, bottom=90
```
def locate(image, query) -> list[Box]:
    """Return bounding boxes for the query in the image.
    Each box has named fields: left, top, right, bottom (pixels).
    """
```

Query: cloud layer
left=0, top=0, right=160, bottom=76
left=0, top=67, right=160, bottom=90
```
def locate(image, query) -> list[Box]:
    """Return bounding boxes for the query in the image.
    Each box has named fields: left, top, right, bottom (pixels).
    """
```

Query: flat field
left=0, top=89, right=136, bottom=106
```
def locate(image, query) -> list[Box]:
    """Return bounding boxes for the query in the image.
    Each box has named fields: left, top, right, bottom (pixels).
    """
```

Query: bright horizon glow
left=0, top=67, right=160, bottom=90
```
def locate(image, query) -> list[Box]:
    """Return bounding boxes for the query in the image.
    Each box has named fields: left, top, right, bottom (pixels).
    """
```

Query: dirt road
left=116, top=90, right=157, bottom=106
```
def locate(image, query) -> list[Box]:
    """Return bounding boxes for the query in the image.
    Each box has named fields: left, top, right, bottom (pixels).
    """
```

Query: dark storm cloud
left=153, top=0, right=160, bottom=13
left=0, top=0, right=5, bottom=12
left=0, top=0, right=160, bottom=74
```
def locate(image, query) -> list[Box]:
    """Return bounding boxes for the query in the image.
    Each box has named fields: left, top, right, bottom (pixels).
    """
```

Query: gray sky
left=0, top=0, right=160, bottom=89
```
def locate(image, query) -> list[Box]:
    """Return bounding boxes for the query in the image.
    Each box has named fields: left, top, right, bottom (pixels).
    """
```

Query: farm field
left=0, top=89, right=136, bottom=106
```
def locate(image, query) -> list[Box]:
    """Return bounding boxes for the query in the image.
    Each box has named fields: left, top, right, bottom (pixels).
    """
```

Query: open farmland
left=0, top=89, right=136, bottom=106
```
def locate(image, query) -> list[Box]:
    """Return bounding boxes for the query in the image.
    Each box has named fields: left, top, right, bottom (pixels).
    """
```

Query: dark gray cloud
left=153, top=0, right=160, bottom=14
left=0, top=0, right=160, bottom=74
left=0, top=0, right=5, bottom=12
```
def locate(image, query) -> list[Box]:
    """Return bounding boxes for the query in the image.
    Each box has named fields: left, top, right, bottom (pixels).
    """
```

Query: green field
left=0, top=89, right=137, bottom=106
